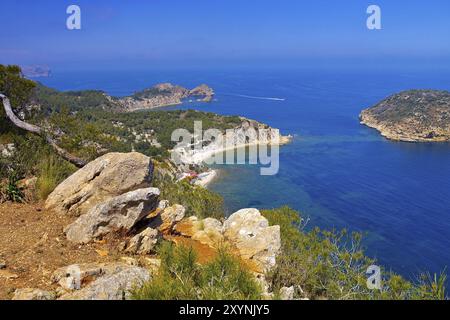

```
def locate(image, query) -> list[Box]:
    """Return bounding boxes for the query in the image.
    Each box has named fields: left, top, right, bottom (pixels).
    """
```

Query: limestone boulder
left=141, top=258, right=161, bottom=274
left=64, top=188, right=160, bottom=244
left=51, top=262, right=136, bottom=290
left=279, top=286, right=295, bottom=300
left=192, top=217, right=224, bottom=246
left=54, top=263, right=150, bottom=300
left=12, top=288, right=55, bottom=300
left=223, top=208, right=281, bottom=273
left=149, top=204, right=185, bottom=233
left=125, top=227, right=160, bottom=255
left=0, top=143, right=15, bottom=158
left=157, top=200, right=170, bottom=211
left=45, top=152, right=154, bottom=216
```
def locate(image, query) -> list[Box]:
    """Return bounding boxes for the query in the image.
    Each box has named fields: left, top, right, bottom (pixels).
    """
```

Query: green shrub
left=154, top=175, right=224, bottom=219
left=0, top=65, right=36, bottom=116
left=132, top=242, right=262, bottom=300
left=1, top=134, right=47, bottom=181
left=1, top=171, right=24, bottom=203
left=262, top=206, right=447, bottom=300
left=0, top=132, right=75, bottom=201
left=35, top=154, right=76, bottom=200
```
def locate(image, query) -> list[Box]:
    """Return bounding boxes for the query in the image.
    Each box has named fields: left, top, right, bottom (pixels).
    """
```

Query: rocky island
left=360, top=90, right=450, bottom=142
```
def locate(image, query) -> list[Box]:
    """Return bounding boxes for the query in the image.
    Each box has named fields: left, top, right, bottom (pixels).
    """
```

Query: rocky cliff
left=119, top=83, right=214, bottom=111
left=174, top=117, right=292, bottom=165
left=360, top=90, right=450, bottom=142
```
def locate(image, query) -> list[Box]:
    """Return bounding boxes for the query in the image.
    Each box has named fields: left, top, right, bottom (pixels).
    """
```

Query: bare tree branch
left=0, top=93, right=87, bottom=168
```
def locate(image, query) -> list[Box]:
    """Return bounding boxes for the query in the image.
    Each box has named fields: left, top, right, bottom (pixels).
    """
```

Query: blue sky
left=1, top=0, right=449, bottom=70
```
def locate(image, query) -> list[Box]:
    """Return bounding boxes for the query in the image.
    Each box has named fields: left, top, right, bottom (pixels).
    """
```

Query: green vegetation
left=33, top=80, right=241, bottom=161
left=154, top=175, right=224, bottom=219
left=262, top=206, right=447, bottom=300
left=0, top=65, right=36, bottom=136
left=133, top=206, right=447, bottom=301
left=112, top=109, right=242, bottom=151
left=35, top=153, right=76, bottom=200
left=1, top=65, right=241, bottom=201
left=0, top=134, right=76, bottom=202
left=1, top=65, right=447, bottom=301
left=132, top=87, right=171, bottom=100
left=34, top=83, right=120, bottom=113
left=132, top=242, right=262, bottom=300
left=0, top=65, right=36, bottom=112
left=0, top=171, right=24, bottom=203
left=364, top=90, right=450, bottom=126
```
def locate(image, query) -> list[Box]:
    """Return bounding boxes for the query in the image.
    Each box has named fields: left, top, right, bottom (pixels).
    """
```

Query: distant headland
left=360, top=89, right=450, bottom=142
left=119, top=83, right=215, bottom=111
left=21, top=65, right=51, bottom=78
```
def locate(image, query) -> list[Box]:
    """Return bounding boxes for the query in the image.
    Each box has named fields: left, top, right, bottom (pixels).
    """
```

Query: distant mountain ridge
left=360, top=90, right=450, bottom=142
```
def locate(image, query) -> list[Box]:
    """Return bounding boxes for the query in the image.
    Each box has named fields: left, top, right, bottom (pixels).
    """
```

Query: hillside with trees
left=0, top=65, right=447, bottom=300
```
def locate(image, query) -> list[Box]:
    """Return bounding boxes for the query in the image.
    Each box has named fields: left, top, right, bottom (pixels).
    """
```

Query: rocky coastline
left=173, top=118, right=293, bottom=166
left=3, top=65, right=445, bottom=301
left=360, top=90, right=450, bottom=142
left=118, top=83, right=215, bottom=111
left=173, top=118, right=292, bottom=187
left=0, top=73, right=296, bottom=299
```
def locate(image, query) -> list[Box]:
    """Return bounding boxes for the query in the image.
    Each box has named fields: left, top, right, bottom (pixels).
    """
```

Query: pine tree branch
left=0, top=93, right=87, bottom=168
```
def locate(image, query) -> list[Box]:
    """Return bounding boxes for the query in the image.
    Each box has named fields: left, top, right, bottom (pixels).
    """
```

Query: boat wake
left=226, top=93, right=286, bottom=101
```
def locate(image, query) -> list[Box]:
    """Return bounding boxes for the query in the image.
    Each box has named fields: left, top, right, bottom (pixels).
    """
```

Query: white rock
left=12, top=288, right=55, bottom=300
left=223, top=208, right=281, bottom=273
left=125, top=227, right=160, bottom=255
left=64, top=188, right=160, bottom=244
left=279, top=286, right=295, bottom=300
left=149, top=204, right=185, bottom=232
left=46, top=152, right=154, bottom=216
left=52, top=262, right=130, bottom=290
left=58, top=265, right=150, bottom=300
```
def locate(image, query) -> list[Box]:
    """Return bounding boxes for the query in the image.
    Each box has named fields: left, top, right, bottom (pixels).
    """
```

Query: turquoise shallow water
left=41, top=68, right=450, bottom=280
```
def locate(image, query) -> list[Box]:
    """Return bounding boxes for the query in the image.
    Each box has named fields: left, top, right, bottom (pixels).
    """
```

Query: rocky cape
left=173, top=117, right=293, bottom=166
left=21, top=65, right=51, bottom=78
left=360, top=90, right=450, bottom=142
left=118, top=83, right=215, bottom=111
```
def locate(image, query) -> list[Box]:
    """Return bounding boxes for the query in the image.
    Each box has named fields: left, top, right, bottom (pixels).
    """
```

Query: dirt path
left=0, top=202, right=120, bottom=299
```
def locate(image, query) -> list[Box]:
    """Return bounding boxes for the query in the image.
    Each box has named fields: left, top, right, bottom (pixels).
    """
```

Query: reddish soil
left=0, top=202, right=262, bottom=300
left=166, top=235, right=219, bottom=264
left=0, top=202, right=121, bottom=300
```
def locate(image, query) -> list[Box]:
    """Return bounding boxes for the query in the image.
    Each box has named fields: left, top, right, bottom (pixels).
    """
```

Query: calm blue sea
left=40, top=67, right=450, bottom=280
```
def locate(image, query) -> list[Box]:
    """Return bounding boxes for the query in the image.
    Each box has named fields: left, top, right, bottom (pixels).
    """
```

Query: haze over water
left=41, top=67, right=450, bottom=280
